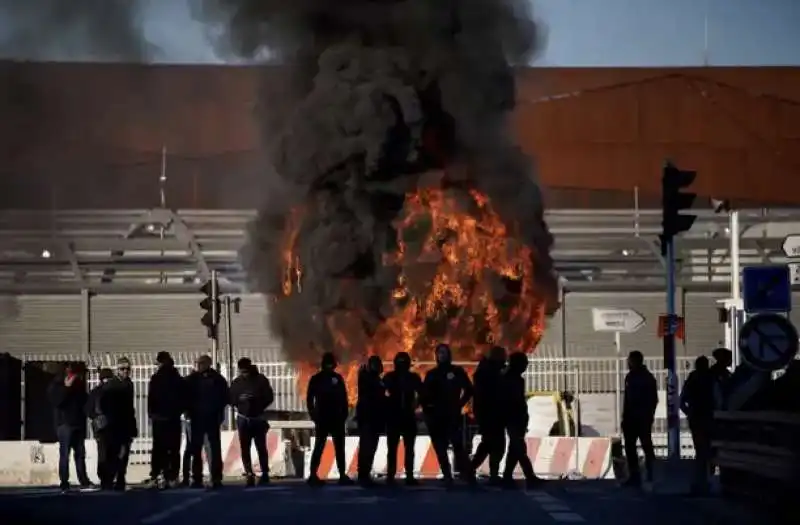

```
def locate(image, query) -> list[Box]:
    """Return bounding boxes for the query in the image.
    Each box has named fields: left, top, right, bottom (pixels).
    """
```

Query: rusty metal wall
left=2, top=63, right=800, bottom=209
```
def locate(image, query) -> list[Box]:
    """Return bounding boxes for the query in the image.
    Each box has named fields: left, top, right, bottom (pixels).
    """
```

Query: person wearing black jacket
left=147, top=351, right=186, bottom=487
left=306, top=352, right=352, bottom=486
left=112, top=357, right=138, bottom=490
left=355, top=356, right=385, bottom=486
left=680, top=355, right=715, bottom=494
left=229, top=358, right=274, bottom=486
left=621, top=350, right=658, bottom=487
left=421, top=343, right=475, bottom=485
left=48, top=362, right=92, bottom=491
left=185, top=355, right=229, bottom=489
left=383, top=352, right=422, bottom=485
left=86, top=368, right=120, bottom=490
left=501, top=352, right=540, bottom=489
left=471, top=346, right=507, bottom=483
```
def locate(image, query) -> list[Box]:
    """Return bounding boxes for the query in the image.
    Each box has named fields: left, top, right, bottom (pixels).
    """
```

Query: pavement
left=0, top=478, right=761, bottom=525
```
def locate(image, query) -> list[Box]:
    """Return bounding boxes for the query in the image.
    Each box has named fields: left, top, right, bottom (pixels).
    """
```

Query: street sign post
left=742, top=265, right=792, bottom=314
left=738, top=313, right=799, bottom=372
left=591, top=308, right=646, bottom=435
left=782, top=235, right=800, bottom=258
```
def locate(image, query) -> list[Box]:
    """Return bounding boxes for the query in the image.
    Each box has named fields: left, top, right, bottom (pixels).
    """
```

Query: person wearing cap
left=147, top=351, right=187, bottom=488
left=109, top=357, right=138, bottom=490
left=306, top=351, right=352, bottom=486
left=185, top=354, right=229, bottom=489
left=48, top=362, right=92, bottom=491
left=229, top=357, right=274, bottom=486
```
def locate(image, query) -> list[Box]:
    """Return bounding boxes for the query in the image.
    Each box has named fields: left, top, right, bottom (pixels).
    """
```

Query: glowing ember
left=281, top=183, right=548, bottom=405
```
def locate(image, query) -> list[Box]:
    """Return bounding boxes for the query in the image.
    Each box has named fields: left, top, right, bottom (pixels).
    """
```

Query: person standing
left=501, top=351, right=540, bottom=489
left=147, top=351, right=186, bottom=488
left=48, top=362, right=92, bottom=491
left=355, top=356, right=386, bottom=487
left=110, top=357, right=138, bottom=491
left=621, top=350, right=658, bottom=488
left=680, top=355, right=715, bottom=494
left=710, top=347, right=733, bottom=410
left=383, top=352, right=422, bottom=485
left=471, top=346, right=508, bottom=484
left=86, top=368, right=119, bottom=490
left=185, top=355, right=229, bottom=489
left=306, top=352, right=352, bottom=486
left=229, top=358, right=274, bottom=486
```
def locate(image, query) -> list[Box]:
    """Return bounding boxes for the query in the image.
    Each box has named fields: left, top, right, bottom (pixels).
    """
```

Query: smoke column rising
left=195, top=0, right=557, bottom=362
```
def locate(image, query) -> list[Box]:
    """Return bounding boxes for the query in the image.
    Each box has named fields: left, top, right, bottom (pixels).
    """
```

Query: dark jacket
left=185, top=368, right=229, bottom=424
left=148, top=364, right=187, bottom=421
left=500, top=370, right=528, bottom=433
left=86, top=378, right=134, bottom=437
left=473, top=358, right=505, bottom=425
left=421, top=365, right=473, bottom=424
left=113, top=376, right=139, bottom=439
left=307, top=370, right=349, bottom=424
left=383, top=370, right=423, bottom=423
left=229, top=372, right=274, bottom=418
left=680, top=369, right=715, bottom=421
left=355, top=369, right=386, bottom=426
left=48, top=376, right=88, bottom=430
left=622, top=366, right=658, bottom=425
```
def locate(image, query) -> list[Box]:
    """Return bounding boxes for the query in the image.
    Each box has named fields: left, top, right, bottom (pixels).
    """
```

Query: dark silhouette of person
left=501, top=351, right=541, bottom=488
left=306, top=352, right=353, bottom=486
left=471, top=346, right=508, bottom=483
left=86, top=367, right=131, bottom=490
left=383, top=351, right=423, bottom=485
left=110, top=357, right=138, bottom=491
left=229, top=357, right=275, bottom=486
left=621, top=350, right=658, bottom=487
left=680, top=355, right=715, bottom=494
left=355, top=355, right=386, bottom=486
left=48, top=362, right=91, bottom=491
left=710, top=347, right=733, bottom=409
left=421, top=343, right=475, bottom=486
left=184, top=355, right=229, bottom=489
left=147, top=351, right=186, bottom=488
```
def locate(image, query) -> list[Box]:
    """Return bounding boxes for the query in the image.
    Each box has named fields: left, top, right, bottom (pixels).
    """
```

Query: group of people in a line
left=50, top=352, right=277, bottom=491
left=307, top=343, right=541, bottom=488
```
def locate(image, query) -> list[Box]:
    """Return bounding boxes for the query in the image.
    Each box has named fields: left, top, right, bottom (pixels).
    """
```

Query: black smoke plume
left=0, top=0, right=156, bottom=62
left=196, top=0, right=557, bottom=362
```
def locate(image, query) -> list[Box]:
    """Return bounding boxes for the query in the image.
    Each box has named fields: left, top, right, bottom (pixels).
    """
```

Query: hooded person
left=229, top=357, right=275, bottom=486
left=306, top=351, right=353, bottom=486
left=355, top=355, right=386, bottom=486
left=421, top=343, right=475, bottom=486
left=147, top=351, right=187, bottom=487
left=501, top=351, right=540, bottom=488
left=471, top=346, right=508, bottom=483
left=382, top=351, right=423, bottom=485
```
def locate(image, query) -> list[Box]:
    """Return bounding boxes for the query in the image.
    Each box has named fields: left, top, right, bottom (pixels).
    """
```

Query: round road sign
left=738, top=313, right=799, bottom=372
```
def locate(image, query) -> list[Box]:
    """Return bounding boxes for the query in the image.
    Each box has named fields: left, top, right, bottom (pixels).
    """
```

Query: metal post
left=224, top=295, right=235, bottom=430
left=559, top=287, right=568, bottom=390
left=81, top=289, right=92, bottom=356
left=614, top=331, right=622, bottom=436
left=664, top=239, right=681, bottom=462
left=210, top=270, right=219, bottom=369
left=729, top=210, right=741, bottom=366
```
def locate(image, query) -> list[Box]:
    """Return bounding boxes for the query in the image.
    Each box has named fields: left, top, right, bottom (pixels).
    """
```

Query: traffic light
left=200, top=273, right=220, bottom=339
left=660, top=162, right=697, bottom=254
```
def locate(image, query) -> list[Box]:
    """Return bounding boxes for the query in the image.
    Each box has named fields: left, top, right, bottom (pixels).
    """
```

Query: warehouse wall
left=0, top=291, right=757, bottom=361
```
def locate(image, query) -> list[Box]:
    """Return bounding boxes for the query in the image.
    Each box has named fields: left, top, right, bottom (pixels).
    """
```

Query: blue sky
left=2, top=0, right=799, bottom=66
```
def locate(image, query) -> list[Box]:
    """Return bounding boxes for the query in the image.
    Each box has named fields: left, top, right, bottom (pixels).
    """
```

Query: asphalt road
left=0, top=479, right=759, bottom=525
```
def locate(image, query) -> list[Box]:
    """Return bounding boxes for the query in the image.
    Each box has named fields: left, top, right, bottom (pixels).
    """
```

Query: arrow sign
left=591, top=308, right=646, bottom=333
left=738, top=313, right=799, bottom=372
left=783, top=235, right=800, bottom=258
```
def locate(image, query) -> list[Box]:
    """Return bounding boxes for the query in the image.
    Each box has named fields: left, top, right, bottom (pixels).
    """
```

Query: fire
left=281, top=182, right=549, bottom=406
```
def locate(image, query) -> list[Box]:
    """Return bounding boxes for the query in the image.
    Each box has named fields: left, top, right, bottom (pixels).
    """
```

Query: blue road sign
left=738, top=313, right=799, bottom=371
left=742, top=265, right=792, bottom=314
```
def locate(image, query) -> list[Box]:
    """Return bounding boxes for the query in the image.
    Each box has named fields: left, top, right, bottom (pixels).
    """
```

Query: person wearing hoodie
left=306, top=351, right=352, bottom=486
left=421, top=343, right=475, bottom=486
left=355, top=355, right=386, bottom=486
left=86, top=368, right=120, bottom=490
left=383, top=352, right=422, bottom=485
left=471, top=346, right=508, bottom=484
left=48, top=362, right=92, bottom=491
left=501, top=351, right=541, bottom=489
left=184, top=354, right=229, bottom=489
left=621, top=350, right=658, bottom=487
left=229, top=357, right=275, bottom=486
left=147, top=351, right=187, bottom=488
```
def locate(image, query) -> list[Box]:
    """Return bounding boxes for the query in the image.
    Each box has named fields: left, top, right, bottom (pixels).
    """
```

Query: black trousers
left=689, top=417, right=713, bottom=487
left=386, top=420, right=417, bottom=480
left=309, top=421, right=347, bottom=480
left=237, top=416, right=270, bottom=476
left=357, top=422, right=381, bottom=480
left=471, top=419, right=506, bottom=478
left=150, top=419, right=182, bottom=481
left=622, top=419, right=655, bottom=483
left=503, top=426, right=535, bottom=481
left=189, top=420, right=223, bottom=483
left=96, top=432, right=131, bottom=489
left=427, top=419, right=473, bottom=480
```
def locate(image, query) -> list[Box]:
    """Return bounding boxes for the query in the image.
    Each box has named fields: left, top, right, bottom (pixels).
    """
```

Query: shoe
left=307, top=476, right=324, bottom=487
left=245, top=475, right=255, bottom=488
left=338, top=476, right=354, bottom=486
left=180, top=479, right=190, bottom=487
left=525, top=477, right=543, bottom=490
left=404, top=477, right=418, bottom=487
left=59, top=483, right=70, bottom=493
left=113, top=485, right=126, bottom=492
left=358, top=477, right=376, bottom=488
left=501, top=478, right=518, bottom=490
left=211, top=481, right=223, bottom=490
left=79, top=481, right=96, bottom=490
left=190, top=481, right=205, bottom=489
left=258, top=475, right=270, bottom=486
left=487, top=476, right=502, bottom=486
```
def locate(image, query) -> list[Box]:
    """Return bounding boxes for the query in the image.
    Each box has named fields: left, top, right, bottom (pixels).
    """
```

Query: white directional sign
left=782, top=235, right=800, bottom=258
left=591, top=308, right=646, bottom=333
left=738, top=313, right=799, bottom=372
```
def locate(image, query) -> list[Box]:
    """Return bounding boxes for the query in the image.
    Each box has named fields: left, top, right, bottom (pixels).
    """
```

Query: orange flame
left=281, top=182, right=548, bottom=406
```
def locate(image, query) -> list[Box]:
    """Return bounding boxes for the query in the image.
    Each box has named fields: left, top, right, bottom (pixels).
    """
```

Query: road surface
left=0, top=479, right=758, bottom=525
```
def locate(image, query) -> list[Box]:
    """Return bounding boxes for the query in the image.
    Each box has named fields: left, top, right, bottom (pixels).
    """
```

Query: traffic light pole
left=663, top=238, right=681, bottom=463
left=210, top=270, right=219, bottom=370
